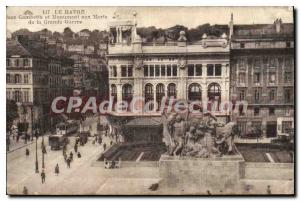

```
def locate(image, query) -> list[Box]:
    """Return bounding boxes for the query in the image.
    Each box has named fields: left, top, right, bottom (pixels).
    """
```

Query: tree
left=6, top=99, right=18, bottom=132
left=63, top=27, right=74, bottom=38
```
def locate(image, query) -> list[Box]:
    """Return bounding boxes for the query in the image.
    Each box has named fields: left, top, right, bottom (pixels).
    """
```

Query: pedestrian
left=77, top=152, right=81, bottom=158
left=110, top=141, right=113, bottom=146
left=67, top=157, right=71, bottom=168
left=95, top=135, right=98, bottom=142
left=70, top=151, right=73, bottom=161
left=55, top=164, right=59, bottom=175
left=23, top=186, right=28, bottom=195
left=25, top=148, right=30, bottom=157
left=74, top=144, right=78, bottom=153
left=16, top=134, right=19, bottom=143
left=41, top=169, right=46, bottom=184
left=103, top=143, right=107, bottom=151
left=267, top=185, right=271, bottom=195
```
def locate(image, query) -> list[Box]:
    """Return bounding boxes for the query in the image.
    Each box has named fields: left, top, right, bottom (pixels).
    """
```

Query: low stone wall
left=159, top=154, right=245, bottom=194
left=243, top=162, right=294, bottom=180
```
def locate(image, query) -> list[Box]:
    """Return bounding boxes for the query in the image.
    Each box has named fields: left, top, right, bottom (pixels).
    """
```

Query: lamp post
left=35, top=128, right=39, bottom=173
left=42, top=120, right=45, bottom=169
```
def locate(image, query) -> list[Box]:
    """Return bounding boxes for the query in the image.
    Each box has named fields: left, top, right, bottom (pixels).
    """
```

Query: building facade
left=230, top=17, right=294, bottom=137
left=107, top=15, right=231, bottom=122
left=6, top=38, right=49, bottom=135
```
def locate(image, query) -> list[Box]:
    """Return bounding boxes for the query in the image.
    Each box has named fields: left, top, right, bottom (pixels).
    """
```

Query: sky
left=6, top=6, right=294, bottom=33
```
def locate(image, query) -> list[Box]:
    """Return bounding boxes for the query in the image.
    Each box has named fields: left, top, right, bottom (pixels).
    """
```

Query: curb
left=7, top=141, right=35, bottom=154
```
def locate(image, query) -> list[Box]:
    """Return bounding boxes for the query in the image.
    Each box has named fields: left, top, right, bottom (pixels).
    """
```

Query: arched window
left=145, top=83, right=154, bottom=110
left=188, top=83, right=202, bottom=101
left=122, top=84, right=133, bottom=102
left=167, top=83, right=176, bottom=98
left=208, top=83, right=221, bottom=111
left=156, top=83, right=165, bottom=110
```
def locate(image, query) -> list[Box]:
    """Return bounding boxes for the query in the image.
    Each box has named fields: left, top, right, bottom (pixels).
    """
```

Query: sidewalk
left=7, top=131, right=52, bottom=153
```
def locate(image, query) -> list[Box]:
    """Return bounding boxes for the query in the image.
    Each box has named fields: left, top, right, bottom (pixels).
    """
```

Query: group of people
left=63, top=138, right=83, bottom=169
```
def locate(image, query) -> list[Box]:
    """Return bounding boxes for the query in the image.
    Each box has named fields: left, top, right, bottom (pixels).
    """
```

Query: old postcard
left=6, top=6, right=294, bottom=195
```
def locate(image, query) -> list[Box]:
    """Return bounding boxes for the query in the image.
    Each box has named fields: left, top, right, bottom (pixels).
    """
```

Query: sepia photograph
left=5, top=6, right=295, bottom=196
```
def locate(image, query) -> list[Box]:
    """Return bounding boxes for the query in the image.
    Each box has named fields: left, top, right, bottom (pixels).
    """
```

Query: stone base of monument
left=158, top=154, right=245, bottom=195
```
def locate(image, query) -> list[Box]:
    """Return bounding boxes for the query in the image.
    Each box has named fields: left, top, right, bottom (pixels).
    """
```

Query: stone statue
left=162, top=111, right=237, bottom=157
left=172, top=114, right=186, bottom=156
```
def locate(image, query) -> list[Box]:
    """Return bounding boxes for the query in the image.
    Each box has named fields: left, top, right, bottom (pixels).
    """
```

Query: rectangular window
left=144, top=65, right=148, bottom=77
left=284, top=72, right=292, bottom=83
left=215, top=64, right=222, bottom=76
left=240, top=43, right=245, bottom=48
left=239, top=90, right=245, bottom=101
left=155, top=65, right=160, bottom=77
left=254, top=89, right=260, bottom=102
left=284, top=88, right=292, bottom=103
left=24, top=91, right=29, bottom=102
left=150, top=65, right=154, bottom=77
left=239, top=73, right=246, bottom=84
left=254, top=72, right=261, bottom=83
left=15, top=59, right=19, bottom=67
left=7, top=59, right=10, bottom=67
left=207, top=64, right=214, bottom=76
left=269, top=107, right=275, bottom=115
left=161, top=65, right=166, bottom=76
left=128, top=65, right=133, bottom=77
left=112, top=66, right=117, bottom=77
left=121, top=65, right=127, bottom=77
left=269, top=73, right=276, bottom=84
left=188, top=64, right=194, bottom=76
left=282, top=121, right=292, bottom=133
left=24, top=74, right=29, bottom=83
left=172, top=65, right=177, bottom=76
left=269, top=88, right=276, bottom=101
left=254, top=107, right=260, bottom=116
left=286, top=42, right=291, bottom=48
left=195, top=64, right=202, bottom=76
left=167, top=65, right=172, bottom=76
left=23, top=59, right=29, bottom=66
left=254, top=58, right=261, bottom=68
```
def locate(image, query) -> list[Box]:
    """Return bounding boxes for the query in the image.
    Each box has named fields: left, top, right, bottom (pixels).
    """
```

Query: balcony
left=108, top=39, right=229, bottom=56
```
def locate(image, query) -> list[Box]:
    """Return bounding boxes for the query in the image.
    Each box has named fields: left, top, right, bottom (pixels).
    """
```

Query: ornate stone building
left=107, top=14, right=231, bottom=122
left=230, top=16, right=294, bottom=137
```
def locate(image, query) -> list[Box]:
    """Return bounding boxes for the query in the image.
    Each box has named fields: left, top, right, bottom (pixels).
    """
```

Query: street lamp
left=35, top=129, right=39, bottom=173
left=41, top=124, right=45, bottom=169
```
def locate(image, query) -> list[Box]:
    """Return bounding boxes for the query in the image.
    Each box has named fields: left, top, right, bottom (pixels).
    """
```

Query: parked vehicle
left=49, top=135, right=69, bottom=150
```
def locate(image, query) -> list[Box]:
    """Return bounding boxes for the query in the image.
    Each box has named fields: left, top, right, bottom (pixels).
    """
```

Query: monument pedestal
left=159, top=154, right=245, bottom=194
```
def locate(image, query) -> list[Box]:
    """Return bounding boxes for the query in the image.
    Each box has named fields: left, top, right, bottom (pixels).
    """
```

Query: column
left=153, top=88, right=157, bottom=111
left=117, top=84, right=122, bottom=103
left=202, top=64, right=208, bottom=103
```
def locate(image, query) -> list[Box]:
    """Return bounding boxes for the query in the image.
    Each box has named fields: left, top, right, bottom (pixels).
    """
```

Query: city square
left=6, top=7, right=294, bottom=195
